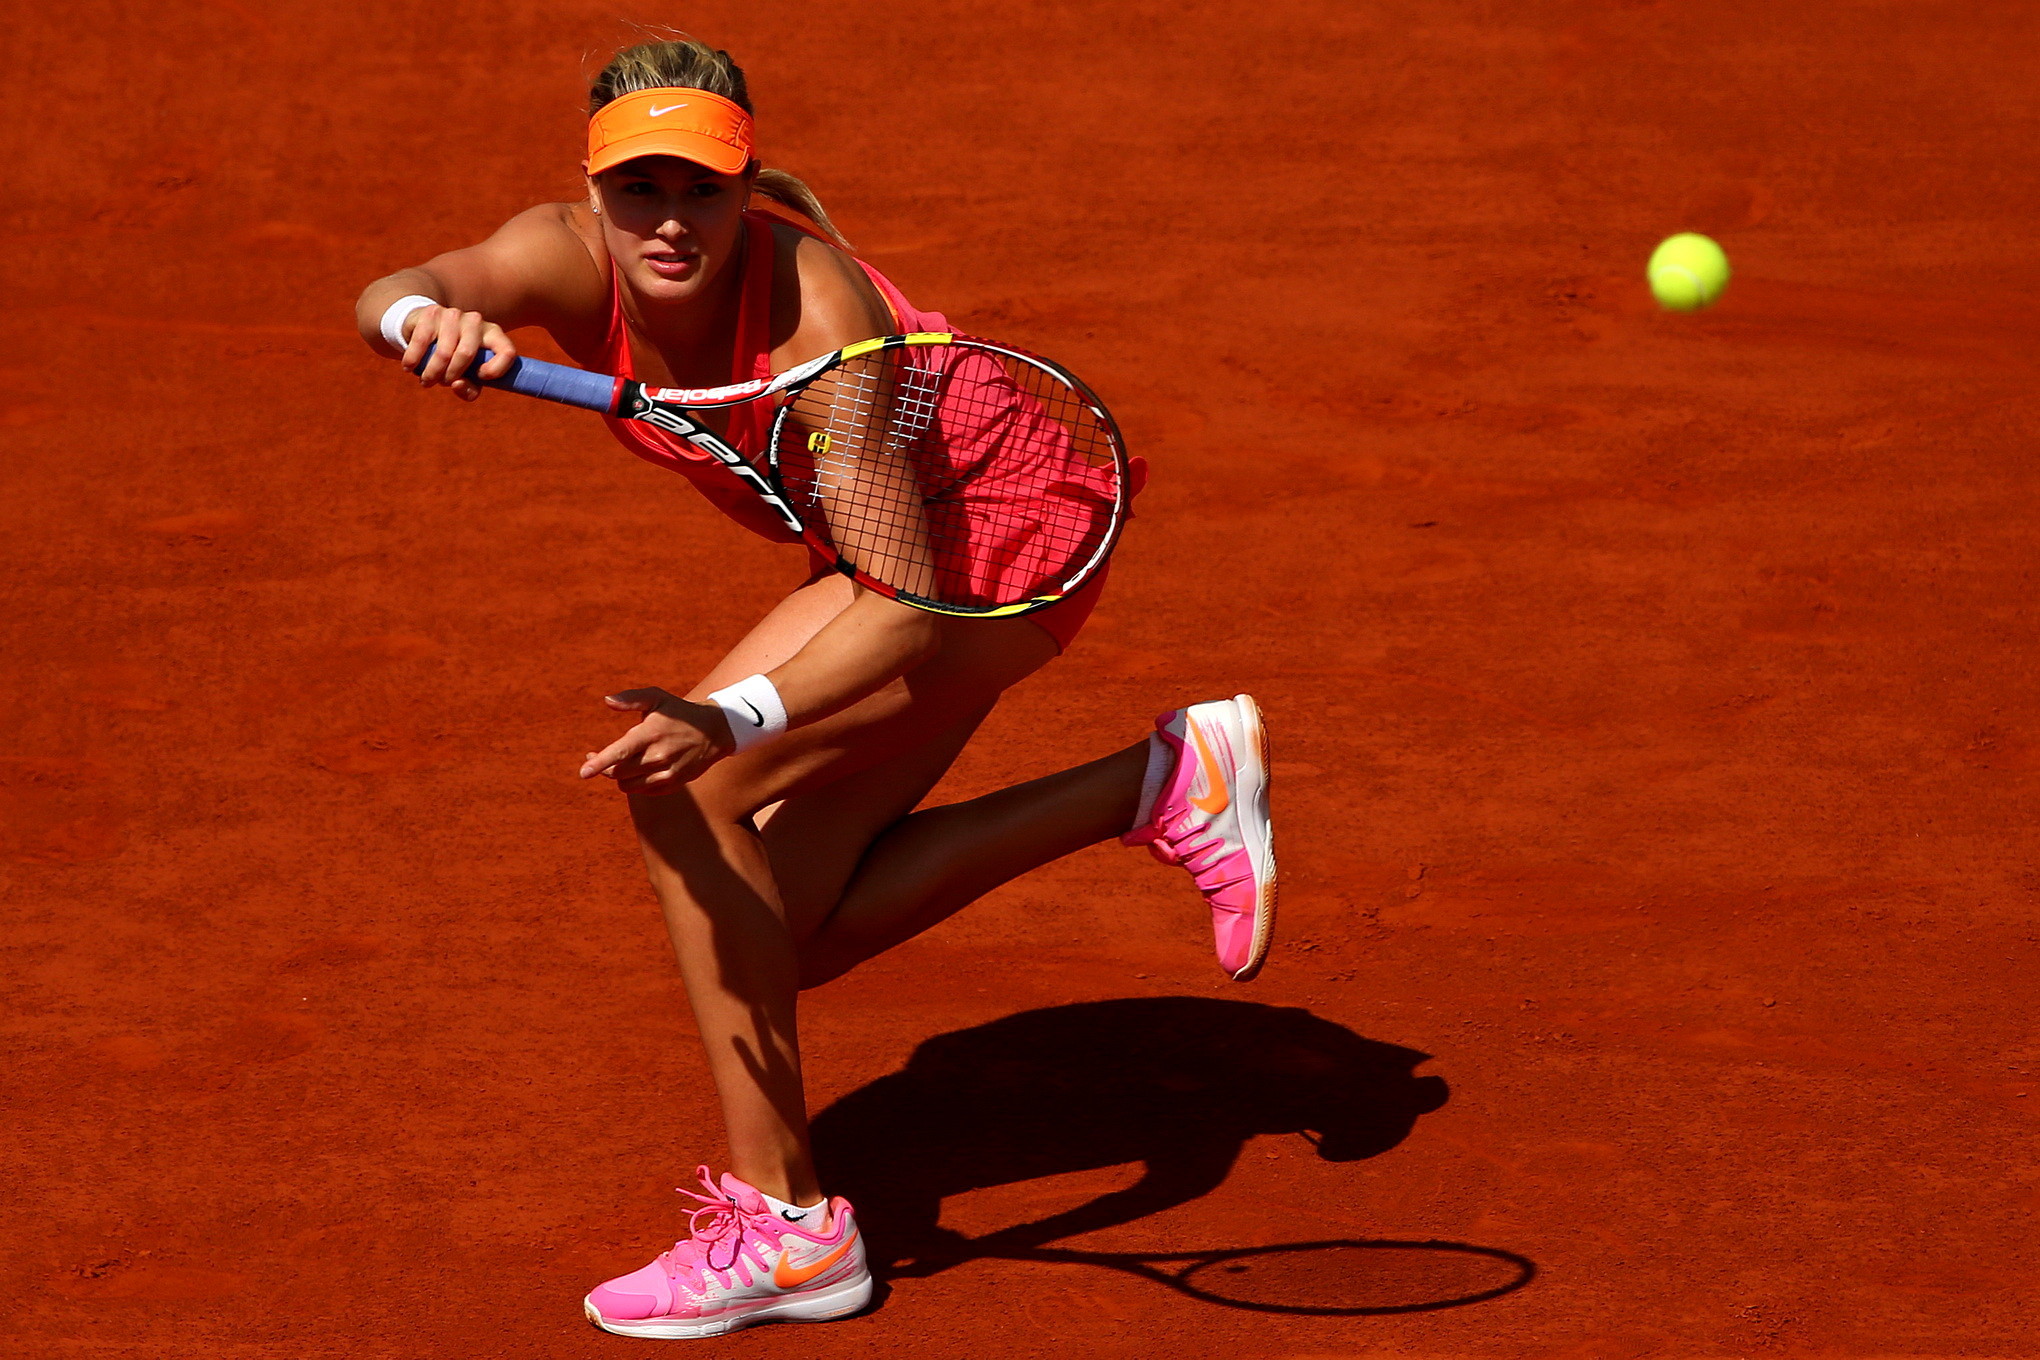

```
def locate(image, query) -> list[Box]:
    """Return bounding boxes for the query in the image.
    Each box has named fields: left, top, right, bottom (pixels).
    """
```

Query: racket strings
left=771, top=341, right=1124, bottom=611
left=799, top=360, right=945, bottom=600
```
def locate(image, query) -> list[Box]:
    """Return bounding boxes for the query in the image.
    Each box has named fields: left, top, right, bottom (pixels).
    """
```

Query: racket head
left=765, top=334, right=1129, bottom=618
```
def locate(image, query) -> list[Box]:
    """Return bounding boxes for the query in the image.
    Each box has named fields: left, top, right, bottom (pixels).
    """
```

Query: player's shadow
left=811, top=996, right=1531, bottom=1314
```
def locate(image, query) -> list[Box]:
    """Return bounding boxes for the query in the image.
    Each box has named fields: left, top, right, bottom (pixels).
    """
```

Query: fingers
left=581, top=735, right=700, bottom=787
left=403, top=307, right=504, bottom=398
left=577, top=708, right=680, bottom=779
left=385, top=305, right=505, bottom=406
left=614, top=744, right=717, bottom=794
left=438, top=311, right=485, bottom=394
left=397, top=302, right=440, bottom=373
left=580, top=732, right=641, bottom=780
left=410, top=306, right=459, bottom=385
left=577, top=696, right=720, bottom=788
left=604, top=688, right=675, bottom=712
left=475, top=324, right=518, bottom=380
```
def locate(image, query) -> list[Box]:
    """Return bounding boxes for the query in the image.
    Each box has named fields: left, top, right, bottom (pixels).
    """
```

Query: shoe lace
left=1155, top=822, right=1228, bottom=873
left=656, top=1166, right=781, bottom=1296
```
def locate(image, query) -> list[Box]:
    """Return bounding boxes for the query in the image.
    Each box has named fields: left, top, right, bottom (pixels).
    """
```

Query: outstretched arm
left=354, top=202, right=605, bottom=398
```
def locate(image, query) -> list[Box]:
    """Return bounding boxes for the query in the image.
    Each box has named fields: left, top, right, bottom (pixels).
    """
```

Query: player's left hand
left=579, top=688, right=736, bottom=794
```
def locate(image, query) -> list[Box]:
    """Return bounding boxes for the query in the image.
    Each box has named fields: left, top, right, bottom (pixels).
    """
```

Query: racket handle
left=418, top=343, right=622, bottom=414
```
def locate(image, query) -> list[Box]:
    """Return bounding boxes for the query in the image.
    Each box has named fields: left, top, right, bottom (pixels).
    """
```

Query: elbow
left=355, top=278, right=401, bottom=349
left=355, top=268, right=435, bottom=350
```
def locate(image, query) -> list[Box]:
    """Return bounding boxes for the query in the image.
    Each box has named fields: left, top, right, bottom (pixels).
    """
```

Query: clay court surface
left=7, top=1, right=2040, bottom=1355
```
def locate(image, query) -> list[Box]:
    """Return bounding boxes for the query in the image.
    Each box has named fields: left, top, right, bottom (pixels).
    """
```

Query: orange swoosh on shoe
left=773, top=1232, right=856, bottom=1289
left=1188, top=721, right=1231, bottom=816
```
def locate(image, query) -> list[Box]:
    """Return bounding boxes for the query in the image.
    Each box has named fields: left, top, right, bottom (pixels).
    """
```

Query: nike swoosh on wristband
left=647, top=104, right=688, bottom=117
left=773, top=1233, right=855, bottom=1289
left=739, top=698, right=765, bottom=728
left=1188, top=721, right=1231, bottom=816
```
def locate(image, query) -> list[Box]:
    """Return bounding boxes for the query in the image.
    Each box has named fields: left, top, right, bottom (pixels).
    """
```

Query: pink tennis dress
left=594, top=210, right=1119, bottom=652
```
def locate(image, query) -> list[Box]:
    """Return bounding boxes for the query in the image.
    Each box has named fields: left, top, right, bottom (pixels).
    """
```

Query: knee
left=625, top=777, right=754, bottom=838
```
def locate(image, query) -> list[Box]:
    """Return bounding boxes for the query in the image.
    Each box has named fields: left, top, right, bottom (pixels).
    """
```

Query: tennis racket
left=441, top=332, right=1129, bottom=618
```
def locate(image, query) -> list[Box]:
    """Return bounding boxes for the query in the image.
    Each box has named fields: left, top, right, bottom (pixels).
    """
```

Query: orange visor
left=587, top=87, right=755, bottom=177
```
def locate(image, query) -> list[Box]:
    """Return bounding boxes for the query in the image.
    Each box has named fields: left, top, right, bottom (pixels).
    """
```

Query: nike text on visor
left=587, top=87, right=755, bottom=177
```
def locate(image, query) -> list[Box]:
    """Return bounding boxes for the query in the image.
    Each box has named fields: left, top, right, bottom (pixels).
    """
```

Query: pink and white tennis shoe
left=1124, top=695, right=1277, bottom=981
left=583, top=1167, right=871, bottom=1339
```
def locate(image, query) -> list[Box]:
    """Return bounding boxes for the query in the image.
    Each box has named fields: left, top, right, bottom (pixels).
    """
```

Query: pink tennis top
left=596, top=210, right=943, bottom=546
left=593, top=209, right=1135, bottom=649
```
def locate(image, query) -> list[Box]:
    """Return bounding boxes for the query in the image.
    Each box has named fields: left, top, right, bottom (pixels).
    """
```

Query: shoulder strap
left=599, top=268, right=635, bottom=378
left=734, top=212, right=779, bottom=381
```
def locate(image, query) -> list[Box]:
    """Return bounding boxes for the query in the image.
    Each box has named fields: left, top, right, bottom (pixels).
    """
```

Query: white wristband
left=707, top=674, right=789, bottom=753
left=378, top=294, right=438, bottom=351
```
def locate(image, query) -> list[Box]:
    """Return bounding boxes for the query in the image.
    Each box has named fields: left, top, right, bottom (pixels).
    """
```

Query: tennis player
left=354, top=38, right=1276, bottom=1339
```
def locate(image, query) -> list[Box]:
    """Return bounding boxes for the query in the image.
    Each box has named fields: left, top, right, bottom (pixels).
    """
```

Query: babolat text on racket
left=431, top=333, right=1129, bottom=618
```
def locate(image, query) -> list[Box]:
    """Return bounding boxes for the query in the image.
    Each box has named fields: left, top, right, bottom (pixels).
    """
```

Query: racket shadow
left=984, top=1238, right=1535, bottom=1316
left=811, top=996, right=1528, bottom=1315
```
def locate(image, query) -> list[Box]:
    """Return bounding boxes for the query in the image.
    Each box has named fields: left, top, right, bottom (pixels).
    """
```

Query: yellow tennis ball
left=1648, top=233, right=1731, bottom=311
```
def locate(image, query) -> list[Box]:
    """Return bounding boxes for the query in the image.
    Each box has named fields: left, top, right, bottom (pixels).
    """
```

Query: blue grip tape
left=420, top=343, right=618, bottom=413
left=485, top=351, right=618, bottom=412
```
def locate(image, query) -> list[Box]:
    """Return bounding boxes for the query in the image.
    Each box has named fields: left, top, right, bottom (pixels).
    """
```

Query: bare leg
left=626, top=573, right=1123, bottom=1204
left=629, top=791, right=817, bottom=1202
left=775, top=741, right=1150, bottom=987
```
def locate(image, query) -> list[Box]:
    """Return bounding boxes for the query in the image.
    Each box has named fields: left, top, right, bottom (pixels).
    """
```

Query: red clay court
left=7, top=2, right=2038, bottom=1356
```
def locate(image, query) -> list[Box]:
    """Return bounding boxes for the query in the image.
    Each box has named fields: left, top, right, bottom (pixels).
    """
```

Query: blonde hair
left=589, top=38, right=851, bottom=249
